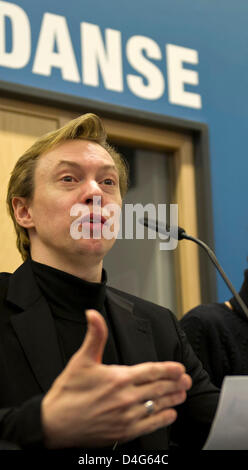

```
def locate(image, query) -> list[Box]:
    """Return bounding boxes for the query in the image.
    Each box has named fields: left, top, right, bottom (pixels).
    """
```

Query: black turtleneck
left=30, top=260, right=121, bottom=367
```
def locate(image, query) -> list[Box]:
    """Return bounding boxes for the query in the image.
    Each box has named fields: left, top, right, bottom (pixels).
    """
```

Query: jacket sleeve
left=180, top=313, right=216, bottom=375
left=0, top=395, right=45, bottom=448
left=180, top=307, right=228, bottom=388
left=170, top=317, right=220, bottom=449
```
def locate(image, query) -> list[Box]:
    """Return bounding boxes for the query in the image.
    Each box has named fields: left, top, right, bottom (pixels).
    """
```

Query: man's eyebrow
left=54, top=160, right=118, bottom=173
left=55, top=160, right=82, bottom=170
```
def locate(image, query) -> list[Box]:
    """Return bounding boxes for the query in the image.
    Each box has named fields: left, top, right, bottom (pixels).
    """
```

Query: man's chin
left=73, top=238, right=115, bottom=257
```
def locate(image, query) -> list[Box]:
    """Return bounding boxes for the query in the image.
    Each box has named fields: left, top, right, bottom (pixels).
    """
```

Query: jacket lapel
left=106, top=288, right=158, bottom=365
left=7, top=260, right=64, bottom=392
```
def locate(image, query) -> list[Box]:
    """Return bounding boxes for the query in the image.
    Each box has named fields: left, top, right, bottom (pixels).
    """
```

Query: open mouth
left=76, top=213, right=109, bottom=232
left=82, top=213, right=107, bottom=225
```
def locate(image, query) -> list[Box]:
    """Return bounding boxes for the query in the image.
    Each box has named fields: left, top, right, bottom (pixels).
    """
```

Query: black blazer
left=0, top=260, right=219, bottom=449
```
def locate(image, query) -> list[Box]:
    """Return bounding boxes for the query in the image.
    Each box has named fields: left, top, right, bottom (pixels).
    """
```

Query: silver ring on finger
left=144, top=399, right=155, bottom=415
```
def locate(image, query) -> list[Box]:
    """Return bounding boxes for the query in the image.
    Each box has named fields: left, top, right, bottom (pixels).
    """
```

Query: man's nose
left=79, top=180, right=103, bottom=205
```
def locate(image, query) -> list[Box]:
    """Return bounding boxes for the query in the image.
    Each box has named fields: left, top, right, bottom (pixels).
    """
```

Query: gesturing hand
left=42, top=309, right=192, bottom=448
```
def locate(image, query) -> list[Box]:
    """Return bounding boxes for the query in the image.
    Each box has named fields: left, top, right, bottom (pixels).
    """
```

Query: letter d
left=0, top=1, right=31, bottom=68
left=122, top=455, right=130, bottom=465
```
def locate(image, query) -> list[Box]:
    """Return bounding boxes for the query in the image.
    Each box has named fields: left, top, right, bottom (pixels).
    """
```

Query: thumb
left=80, top=309, right=108, bottom=364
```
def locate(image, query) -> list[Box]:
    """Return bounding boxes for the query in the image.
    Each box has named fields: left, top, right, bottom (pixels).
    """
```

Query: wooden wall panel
left=0, top=105, right=59, bottom=272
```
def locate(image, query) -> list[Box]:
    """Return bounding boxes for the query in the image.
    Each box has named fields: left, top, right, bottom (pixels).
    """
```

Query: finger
left=155, top=390, right=187, bottom=411
left=120, top=381, right=189, bottom=424
left=126, top=390, right=187, bottom=424
left=129, top=361, right=186, bottom=385
left=78, top=309, right=108, bottom=364
left=134, top=374, right=192, bottom=403
left=124, top=408, right=178, bottom=442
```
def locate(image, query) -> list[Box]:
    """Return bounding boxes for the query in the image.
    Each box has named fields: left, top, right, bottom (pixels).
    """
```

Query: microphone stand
left=180, top=231, right=248, bottom=319
left=141, top=217, right=248, bottom=319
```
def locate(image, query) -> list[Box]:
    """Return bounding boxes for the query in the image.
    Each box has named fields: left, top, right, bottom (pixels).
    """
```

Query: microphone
left=140, top=216, right=248, bottom=318
left=142, top=216, right=186, bottom=240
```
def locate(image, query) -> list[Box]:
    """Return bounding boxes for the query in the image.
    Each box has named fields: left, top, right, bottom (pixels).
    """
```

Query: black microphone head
left=141, top=216, right=186, bottom=240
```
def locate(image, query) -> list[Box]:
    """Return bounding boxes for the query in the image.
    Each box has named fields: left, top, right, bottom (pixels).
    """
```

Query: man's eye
left=102, top=178, right=115, bottom=185
left=61, top=175, right=76, bottom=182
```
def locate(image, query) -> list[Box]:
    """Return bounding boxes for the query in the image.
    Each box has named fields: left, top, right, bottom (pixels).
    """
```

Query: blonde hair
left=6, top=113, right=128, bottom=261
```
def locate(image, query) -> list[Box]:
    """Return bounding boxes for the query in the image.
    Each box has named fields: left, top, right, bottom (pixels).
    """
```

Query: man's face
left=26, top=139, right=122, bottom=262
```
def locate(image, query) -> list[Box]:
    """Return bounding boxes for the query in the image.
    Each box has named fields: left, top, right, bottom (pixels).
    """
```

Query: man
left=0, top=113, right=218, bottom=450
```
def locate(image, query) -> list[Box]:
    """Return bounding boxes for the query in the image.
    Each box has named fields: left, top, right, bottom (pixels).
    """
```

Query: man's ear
left=12, top=197, right=35, bottom=229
